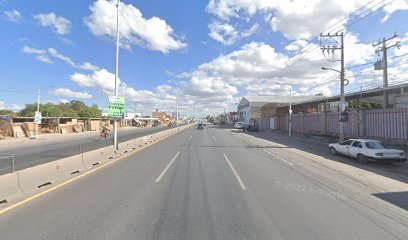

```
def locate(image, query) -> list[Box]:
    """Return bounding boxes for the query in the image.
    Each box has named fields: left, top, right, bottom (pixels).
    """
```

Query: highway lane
left=0, top=125, right=181, bottom=174
left=1, top=125, right=408, bottom=240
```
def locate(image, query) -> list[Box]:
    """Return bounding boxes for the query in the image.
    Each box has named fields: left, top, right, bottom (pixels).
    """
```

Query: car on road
left=328, top=139, right=406, bottom=163
left=234, top=122, right=244, bottom=129
left=197, top=123, right=204, bottom=130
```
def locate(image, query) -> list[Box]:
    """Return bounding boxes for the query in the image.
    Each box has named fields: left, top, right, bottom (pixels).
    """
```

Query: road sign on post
left=108, top=96, right=125, bottom=119
left=34, top=111, right=42, bottom=124
left=339, top=112, right=349, bottom=122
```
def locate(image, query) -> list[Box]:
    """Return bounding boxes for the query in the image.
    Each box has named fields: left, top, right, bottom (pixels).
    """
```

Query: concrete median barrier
left=82, top=148, right=105, bottom=169
left=18, top=155, right=84, bottom=195
left=0, top=124, right=196, bottom=203
left=0, top=172, right=24, bottom=204
left=118, top=140, right=135, bottom=155
left=134, top=137, right=144, bottom=149
left=142, top=136, right=150, bottom=146
left=100, top=146, right=116, bottom=162
left=56, top=155, right=86, bottom=176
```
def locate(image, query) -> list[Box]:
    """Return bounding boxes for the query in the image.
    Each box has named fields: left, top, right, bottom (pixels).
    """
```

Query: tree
left=17, top=101, right=102, bottom=118
left=58, top=104, right=79, bottom=117
left=0, top=109, right=14, bottom=115
left=18, top=103, right=37, bottom=117
left=69, top=100, right=87, bottom=112
left=78, top=104, right=102, bottom=118
left=347, top=100, right=383, bottom=110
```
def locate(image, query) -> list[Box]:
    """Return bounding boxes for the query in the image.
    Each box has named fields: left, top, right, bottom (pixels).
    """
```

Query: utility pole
left=373, top=33, right=401, bottom=109
left=176, top=87, right=179, bottom=129
left=276, top=83, right=292, bottom=137
left=34, top=89, right=41, bottom=139
left=320, top=31, right=346, bottom=142
left=113, top=0, right=120, bottom=150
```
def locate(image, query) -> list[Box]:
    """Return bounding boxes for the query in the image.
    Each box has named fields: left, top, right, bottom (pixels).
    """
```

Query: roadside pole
left=320, top=32, right=346, bottom=142
left=340, top=32, right=345, bottom=142
left=113, top=0, right=120, bottom=150
left=34, top=90, right=41, bottom=139
left=372, top=33, right=400, bottom=109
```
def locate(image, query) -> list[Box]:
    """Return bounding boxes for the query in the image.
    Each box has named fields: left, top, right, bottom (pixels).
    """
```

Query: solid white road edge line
left=155, top=151, right=180, bottom=183
left=188, top=135, right=193, bottom=140
left=223, top=153, right=247, bottom=190
left=263, top=150, right=294, bottom=166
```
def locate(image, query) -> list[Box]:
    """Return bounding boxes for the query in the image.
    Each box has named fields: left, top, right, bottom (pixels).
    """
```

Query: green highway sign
left=108, top=96, right=125, bottom=119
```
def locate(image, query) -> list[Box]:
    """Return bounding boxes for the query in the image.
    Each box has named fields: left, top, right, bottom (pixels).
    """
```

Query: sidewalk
left=229, top=127, right=408, bottom=179
left=260, top=129, right=336, bottom=146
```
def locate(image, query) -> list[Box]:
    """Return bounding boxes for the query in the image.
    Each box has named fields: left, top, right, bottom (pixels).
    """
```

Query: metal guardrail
left=0, top=155, right=15, bottom=173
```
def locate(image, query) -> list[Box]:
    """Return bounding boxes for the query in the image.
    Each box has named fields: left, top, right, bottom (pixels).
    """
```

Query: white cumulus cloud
left=4, top=9, right=21, bottom=23
left=34, top=12, right=71, bottom=35
left=48, top=48, right=100, bottom=71
left=180, top=32, right=380, bottom=102
left=209, top=21, right=239, bottom=45
left=48, top=48, right=76, bottom=66
left=206, top=0, right=407, bottom=41
left=208, top=21, right=259, bottom=45
left=51, top=88, right=93, bottom=99
left=21, top=45, right=46, bottom=55
left=381, top=0, right=408, bottom=22
left=84, top=0, right=186, bottom=53
left=35, top=55, right=53, bottom=64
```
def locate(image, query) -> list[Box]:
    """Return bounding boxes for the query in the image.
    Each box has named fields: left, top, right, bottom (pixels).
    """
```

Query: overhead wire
left=107, top=0, right=403, bottom=106
left=271, top=0, right=401, bottom=99
left=269, top=0, right=393, bottom=80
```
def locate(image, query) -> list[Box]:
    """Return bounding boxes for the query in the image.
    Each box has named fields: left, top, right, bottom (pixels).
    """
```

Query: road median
left=0, top=123, right=195, bottom=209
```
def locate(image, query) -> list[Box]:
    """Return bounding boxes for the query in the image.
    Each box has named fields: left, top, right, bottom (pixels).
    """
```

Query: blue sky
left=0, top=0, right=407, bottom=116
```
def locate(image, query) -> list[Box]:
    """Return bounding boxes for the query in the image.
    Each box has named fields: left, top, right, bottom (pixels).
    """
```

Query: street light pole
left=35, top=89, right=40, bottom=139
left=113, top=0, right=120, bottom=150
left=320, top=32, right=345, bottom=142
left=176, top=86, right=179, bottom=129
left=288, top=86, right=292, bottom=137
left=339, top=32, right=345, bottom=142
left=277, top=83, right=292, bottom=137
left=168, top=79, right=179, bottom=128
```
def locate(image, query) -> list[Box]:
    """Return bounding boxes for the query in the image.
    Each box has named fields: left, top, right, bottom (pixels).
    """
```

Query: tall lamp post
left=277, top=83, right=292, bottom=137
left=112, top=0, right=120, bottom=150
left=168, top=79, right=179, bottom=129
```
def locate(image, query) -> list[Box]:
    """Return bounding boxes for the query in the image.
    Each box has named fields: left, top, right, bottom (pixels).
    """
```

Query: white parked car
left=328, top=139, right=406, bottom=163
left=234, top=122, right=244, bottom=129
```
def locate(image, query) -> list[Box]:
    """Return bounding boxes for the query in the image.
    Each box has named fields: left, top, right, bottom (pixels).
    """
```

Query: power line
left=273, top=0, right=394, bottom=80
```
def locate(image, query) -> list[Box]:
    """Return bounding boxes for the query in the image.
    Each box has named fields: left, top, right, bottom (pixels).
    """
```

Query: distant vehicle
left=234, top=122, right=244, bottom=129
left=168, top=122, right=175, bottom=127
left=328, top=139, right=406, bottom=163
left=197, top=123, right=204, bottom=130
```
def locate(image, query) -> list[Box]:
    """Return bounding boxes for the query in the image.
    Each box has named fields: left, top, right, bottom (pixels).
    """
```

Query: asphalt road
left=1, top=125, right=408, bottom=240
left=0, top=125, right=181, bottom=174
